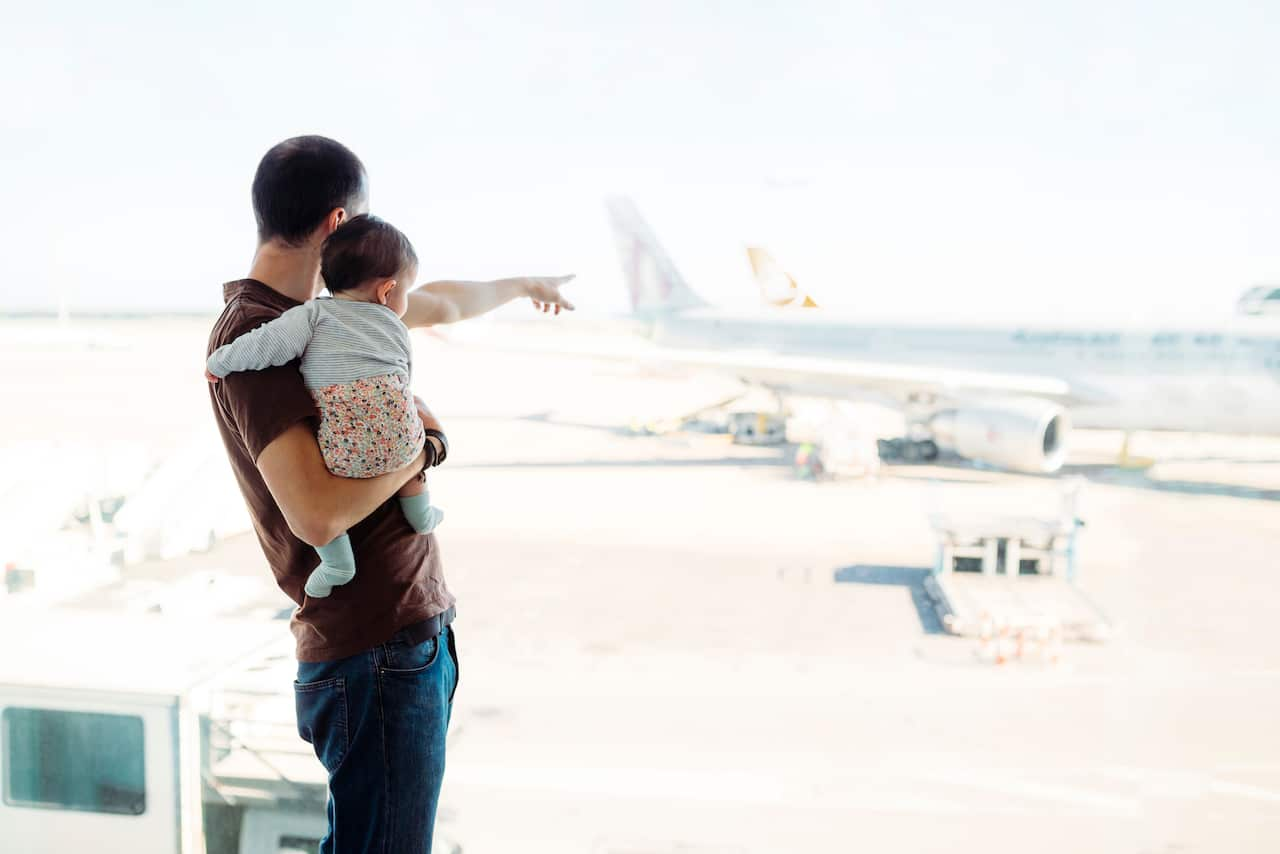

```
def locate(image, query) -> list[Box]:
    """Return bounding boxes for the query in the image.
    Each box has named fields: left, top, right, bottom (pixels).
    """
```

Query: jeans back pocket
left=293, top=676, right=349, bottom=773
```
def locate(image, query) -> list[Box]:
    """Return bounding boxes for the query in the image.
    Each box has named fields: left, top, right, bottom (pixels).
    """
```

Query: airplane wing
left=629, top=345, right=1084, bottom=404
left=481, top=330, right=1098, bottom=406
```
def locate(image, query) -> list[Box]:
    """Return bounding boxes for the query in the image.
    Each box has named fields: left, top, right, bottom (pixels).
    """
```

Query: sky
left=1, top=0, right=1278, bottom=321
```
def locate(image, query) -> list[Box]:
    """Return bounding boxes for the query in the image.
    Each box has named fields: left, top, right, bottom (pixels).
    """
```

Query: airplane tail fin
left=605, top=196, right=707, bottom=315
left=746, top=247, right=818, bottom=308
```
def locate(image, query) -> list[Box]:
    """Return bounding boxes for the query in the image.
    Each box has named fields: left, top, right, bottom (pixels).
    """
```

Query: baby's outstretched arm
left=207, top=302, right=320, bottom=380
left=403, top=276, right=575, bottom=327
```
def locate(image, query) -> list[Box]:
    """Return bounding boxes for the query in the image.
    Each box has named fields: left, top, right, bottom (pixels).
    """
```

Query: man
left=206, top=135, right=573, bottom=853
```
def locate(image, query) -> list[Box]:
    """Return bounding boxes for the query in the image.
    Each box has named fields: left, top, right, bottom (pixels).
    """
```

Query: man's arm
left=403, top=275, right=575, bottom=328
left=255, top=398, right=444, bottom=547
left=257, top=424, right=427, bottom=546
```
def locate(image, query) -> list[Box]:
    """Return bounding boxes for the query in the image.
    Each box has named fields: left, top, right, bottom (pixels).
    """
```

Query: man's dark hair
left=321, top=214, right=418, bottom=293
left=252, top=136, right=367, bottom=245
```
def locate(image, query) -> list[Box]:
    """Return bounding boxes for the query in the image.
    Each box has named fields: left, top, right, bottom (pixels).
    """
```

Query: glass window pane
left=3, top=707, right=146, bottom=816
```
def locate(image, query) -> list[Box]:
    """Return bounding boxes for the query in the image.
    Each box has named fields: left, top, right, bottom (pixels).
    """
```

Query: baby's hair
left=321, top=214, right=418, bottom=293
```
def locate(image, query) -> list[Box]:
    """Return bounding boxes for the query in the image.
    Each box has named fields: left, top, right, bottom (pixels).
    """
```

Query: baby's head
left=320, top=214, right=418, bottom=316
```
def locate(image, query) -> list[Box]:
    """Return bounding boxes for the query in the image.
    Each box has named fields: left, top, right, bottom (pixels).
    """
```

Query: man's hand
left=525, top=275, right=576, bottom=315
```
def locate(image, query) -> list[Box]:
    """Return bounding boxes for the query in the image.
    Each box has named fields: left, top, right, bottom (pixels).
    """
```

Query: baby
left=207, top=214, right=441, bottom=598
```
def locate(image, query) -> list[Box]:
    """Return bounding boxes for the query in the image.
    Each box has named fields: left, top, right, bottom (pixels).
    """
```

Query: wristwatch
left=423, top=428, right=449, bottom=469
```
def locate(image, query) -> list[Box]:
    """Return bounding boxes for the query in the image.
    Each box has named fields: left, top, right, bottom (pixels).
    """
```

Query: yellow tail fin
left=746, top=247, right=818, bottom=308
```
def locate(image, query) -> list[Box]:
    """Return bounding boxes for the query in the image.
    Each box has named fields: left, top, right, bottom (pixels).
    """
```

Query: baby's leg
left=395, top=477, right=426, bottom=498
left=396, top=478, right=444, bottom=535
left=305, top=533, right=358, bottom=599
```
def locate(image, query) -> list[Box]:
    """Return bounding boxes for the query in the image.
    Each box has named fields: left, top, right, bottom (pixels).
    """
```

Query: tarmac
left=4, top=317, right=1280, bottom=853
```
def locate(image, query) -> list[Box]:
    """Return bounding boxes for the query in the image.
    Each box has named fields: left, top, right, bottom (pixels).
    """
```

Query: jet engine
left=928, top=398, right=1069, bottom=474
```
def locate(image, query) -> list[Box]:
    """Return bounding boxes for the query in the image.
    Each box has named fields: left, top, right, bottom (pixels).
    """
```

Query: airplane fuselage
left=649, top=310, right=1280, bottom=435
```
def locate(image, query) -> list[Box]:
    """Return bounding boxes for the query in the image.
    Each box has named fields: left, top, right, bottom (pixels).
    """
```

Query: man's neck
left=247, top=240, right=323, bottom=304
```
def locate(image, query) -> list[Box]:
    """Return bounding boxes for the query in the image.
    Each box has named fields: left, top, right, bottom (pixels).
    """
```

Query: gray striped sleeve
left=207, top=302, right=319, bottom=378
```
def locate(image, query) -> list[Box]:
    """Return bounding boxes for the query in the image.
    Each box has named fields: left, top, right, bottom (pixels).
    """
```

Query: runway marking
left=1219, top=762, right=1280, bottom=773
left=1102, top=766, right=1280, bottom=805
left=1210, top=780, right=1280, bottom=804
left=448, top=764, right=789, bottom=805
left=449, top=764, right=987, bottom=813
left=1034, top=669, right=1280, bottom=686
left=1232, top=669, right=1280, bottom=680
left=452, top=762, right=1280, bottom=814
left=922, top=770, right=1140, bottom=815
left=448, top=764, right=1032, bottom=815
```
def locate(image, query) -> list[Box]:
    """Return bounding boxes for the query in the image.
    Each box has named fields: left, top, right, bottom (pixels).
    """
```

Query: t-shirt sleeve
left=217, top=315, right=319, bottom=461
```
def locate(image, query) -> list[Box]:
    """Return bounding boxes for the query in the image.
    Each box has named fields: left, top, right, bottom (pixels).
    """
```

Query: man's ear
left=375, top=278, right=396, bottom=306
left=323, top=207, right=347, bottom=237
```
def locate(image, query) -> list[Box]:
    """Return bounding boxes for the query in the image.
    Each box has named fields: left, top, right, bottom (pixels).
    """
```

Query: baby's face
left=385, top=263, right=416, bottom=317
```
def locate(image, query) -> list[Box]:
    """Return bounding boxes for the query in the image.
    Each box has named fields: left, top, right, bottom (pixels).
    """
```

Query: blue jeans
left=295, top=624, right=459, bottom=853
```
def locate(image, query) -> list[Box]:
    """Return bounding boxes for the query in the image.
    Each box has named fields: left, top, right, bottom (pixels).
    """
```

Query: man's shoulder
left=215, top=301, right=279, bottom=339
left=209, top=281, right=292, bottom=351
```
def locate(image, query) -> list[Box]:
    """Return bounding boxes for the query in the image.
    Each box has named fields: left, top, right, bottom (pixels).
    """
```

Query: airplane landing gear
left=727, top=411, right=788, bottom=445
left=878, top=437, right=940, bottom=463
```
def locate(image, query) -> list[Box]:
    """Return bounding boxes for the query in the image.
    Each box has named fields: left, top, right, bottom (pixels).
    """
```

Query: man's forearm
left=404, top=279, right=526, bottom=327
left=320, top=447, right=428, bottom=537
left=258, top=424, right=429, bottom=547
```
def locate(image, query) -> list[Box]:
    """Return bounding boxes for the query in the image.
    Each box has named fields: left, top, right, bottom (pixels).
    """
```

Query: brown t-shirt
left=207, top=279, right=455, bottom=662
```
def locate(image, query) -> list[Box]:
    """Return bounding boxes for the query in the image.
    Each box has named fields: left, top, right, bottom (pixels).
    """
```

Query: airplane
left=601, top=197, right=1280, bottom=474
left=1237, top=284, right=1280, bottom=316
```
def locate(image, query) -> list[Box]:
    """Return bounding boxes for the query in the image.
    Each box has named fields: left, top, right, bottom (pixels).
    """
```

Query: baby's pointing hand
left=526, top=274, right=576, bottom=315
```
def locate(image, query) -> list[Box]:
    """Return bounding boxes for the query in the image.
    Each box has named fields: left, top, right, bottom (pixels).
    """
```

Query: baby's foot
left=399, top=493, right=444, bottom=535
left=305, top=563, right=356, bottom=599
left=414, top=505, right=444, bottom=535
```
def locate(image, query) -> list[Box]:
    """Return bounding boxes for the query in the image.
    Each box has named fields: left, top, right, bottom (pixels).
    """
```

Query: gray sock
left=305, top=533, right=357, bottom=598
left=399, top=492, right=444, bottom=535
